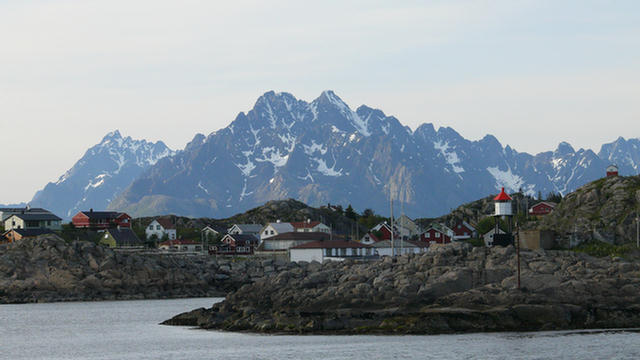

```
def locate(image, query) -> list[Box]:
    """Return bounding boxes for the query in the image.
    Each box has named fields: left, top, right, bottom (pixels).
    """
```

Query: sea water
left=1, top=298, right=639, bottom=360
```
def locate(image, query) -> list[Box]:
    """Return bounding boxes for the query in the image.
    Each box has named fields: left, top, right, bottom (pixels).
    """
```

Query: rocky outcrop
left=0, top=235, right=288, bottom=304
left=164, top=242, right=640, bottom=334
left=537, top=175, right=640, bottom=245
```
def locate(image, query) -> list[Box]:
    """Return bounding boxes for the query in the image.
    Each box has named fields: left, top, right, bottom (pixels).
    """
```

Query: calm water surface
left=1, top=297, right=639, bottom=360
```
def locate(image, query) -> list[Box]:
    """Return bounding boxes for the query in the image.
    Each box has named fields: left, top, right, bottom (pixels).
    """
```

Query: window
left=148, top=226, right=153, bottom=230
left=324, top=248, right=331, bottom=256
left=425, top=233, right=430, bottom=238
left=270, top=230, right=274, bottom=235
left=156, top=225, right=161, bottom=230
left=436, top=232, right=440, bottom=238
left=340, top=248, right=347, bottom=256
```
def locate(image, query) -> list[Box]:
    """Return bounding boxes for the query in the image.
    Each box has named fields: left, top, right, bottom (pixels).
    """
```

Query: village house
left=211, top=234, right=258, bottom=255
left=372, top=239, right=429, bottom=257
left=452, top=221, right=476, bottom=240
left=289, top=239, right=375, bottom=263
left=72, top=210, right=131, bottom=229
left=145, top=218, right=177, bottom=240
left=1, top=228, right=54, bottom=243
left=529, top=202, right=557, bottom=216
left=227, top=224, right=263, bottom=236
left=259, top=231, right=332, bottom=252
left=483, top=228, right=506, bottom=247
left=99, top=227, right=143, bottom=248
left=360, top=222, right=395, bottom=244
left=290, top=220, right=331, bottom=233
left=394, top=214, right=423, bottom=238
left=158, top=238, right=203, bottom=252
left=420, top=226, right=452, bottom=245
left=260, top=221, right=294, bottom=240
left=201, top=225, right=223, bottom=242
left=4, top=213, right=62, bottom=231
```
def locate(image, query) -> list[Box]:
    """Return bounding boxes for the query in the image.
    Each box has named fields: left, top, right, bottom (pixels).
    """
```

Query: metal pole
left=516, top=221, right=521, bottom=289
left=390, top=195, right=395, bottom=256
left=636, top=214, right=639, bottom=248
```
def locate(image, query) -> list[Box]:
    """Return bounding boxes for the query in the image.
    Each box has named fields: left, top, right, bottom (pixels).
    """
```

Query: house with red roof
left=289, top=239, right=375, bottom=262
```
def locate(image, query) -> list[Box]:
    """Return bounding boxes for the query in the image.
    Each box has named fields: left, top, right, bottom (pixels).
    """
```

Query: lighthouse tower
left=493, top=187, right=514, bottom=246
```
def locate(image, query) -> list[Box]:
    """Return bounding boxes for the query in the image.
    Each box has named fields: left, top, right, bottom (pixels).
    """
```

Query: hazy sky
left=2, top=0, right=639, bottom=203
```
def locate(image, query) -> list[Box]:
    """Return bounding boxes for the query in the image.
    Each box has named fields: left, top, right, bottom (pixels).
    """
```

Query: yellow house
left=99, top=227, right=143, bottom=248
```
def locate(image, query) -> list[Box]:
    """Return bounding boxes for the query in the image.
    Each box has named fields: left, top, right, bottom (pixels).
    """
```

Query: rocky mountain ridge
left=30, top=130, right=175, bottom=219
left=108, top=91, right=640, bottom=219
left=21, top=91, right=640, bottom=220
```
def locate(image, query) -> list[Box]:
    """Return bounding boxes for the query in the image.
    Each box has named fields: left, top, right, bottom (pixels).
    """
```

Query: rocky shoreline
left=163, top=243, right=640, bottom=334
left=0, top=235, right=286, bottom=304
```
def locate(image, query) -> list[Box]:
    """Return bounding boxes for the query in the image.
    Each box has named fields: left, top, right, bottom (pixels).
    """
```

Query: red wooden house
left=420, top=227, right=452, bottom=245
left=452, top=221, right=476, bottom=240
left=529, top=202, right=557, bottom=216
left=360, top=222, right=396, bottom=244
left=72, top=210, right=132, bottom=229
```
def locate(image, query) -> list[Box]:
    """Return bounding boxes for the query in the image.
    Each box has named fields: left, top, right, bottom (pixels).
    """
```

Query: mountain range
left=28, top=90, right=640, bottom=219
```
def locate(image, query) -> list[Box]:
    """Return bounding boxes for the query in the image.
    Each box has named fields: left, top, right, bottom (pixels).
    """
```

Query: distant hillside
left=131, top=199, right=365, bottom=238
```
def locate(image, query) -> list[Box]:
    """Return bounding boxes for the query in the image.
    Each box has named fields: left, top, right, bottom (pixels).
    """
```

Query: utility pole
left=516, top=220, right=521, bottom=290
left=636, top=213, right=639, bottom=248
left=390, top=191, right=395, bottom=257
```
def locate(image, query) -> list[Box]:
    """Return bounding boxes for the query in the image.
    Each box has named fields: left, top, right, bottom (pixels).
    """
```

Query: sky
left=1, top=0, right=639, bottom=203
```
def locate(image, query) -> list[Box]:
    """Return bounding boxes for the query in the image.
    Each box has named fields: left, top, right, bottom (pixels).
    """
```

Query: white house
left=483, top=228, right=506, bottom=247
left=4, top=213, right=62, bottom=231
left=260, top=221, right=294, bottom=240
left=290, top=220, right=331, bottom=233
left=394, top=214, right=423, bottom=238
left=289, top=240, right=375, bottom=263
left=158, top=238, right=202, bottom=252
left=260, top=232, right=330, bottom=251
left=145, top=218, right=177, bottom=240
left=227, top=224, right=263, bottom=236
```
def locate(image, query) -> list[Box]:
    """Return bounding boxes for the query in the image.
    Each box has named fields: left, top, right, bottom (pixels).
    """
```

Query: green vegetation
left=357, top=208, right=388, bottom=231
left=572, top=240, right=635, bottom=258
left=464, top=238, right=485, bottom=247
left=475, top=217, right=507, bottom=236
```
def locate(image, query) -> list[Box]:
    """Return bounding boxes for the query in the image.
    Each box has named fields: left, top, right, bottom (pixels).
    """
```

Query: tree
left=345, top=204, right=357, bottom=220
left=546, top=192, right=563, bottom=203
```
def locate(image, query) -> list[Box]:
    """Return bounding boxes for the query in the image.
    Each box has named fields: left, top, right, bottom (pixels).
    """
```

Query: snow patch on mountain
left=487, top=166, right=528, bottom=194
left=434, top=141, right=464, bottom=173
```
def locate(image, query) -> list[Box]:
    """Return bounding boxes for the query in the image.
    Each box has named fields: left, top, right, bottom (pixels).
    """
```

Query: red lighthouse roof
left=494, top=187, right=512, bottom=201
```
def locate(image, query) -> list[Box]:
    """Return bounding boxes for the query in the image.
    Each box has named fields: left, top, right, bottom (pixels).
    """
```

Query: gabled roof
left=230, top=224, right=263, bottom=233
left=267, top=232, right=331, bottom=242
left=222, top=233, right=259, bottom=246
left=530, top=201, right=557, bottom=209
left=264, top=222, right=294, bottom=234
left=494, top=187, right=512, bottom=201
left=0, top=207, right=49, bottom=213
left=291, top=240, right=372, bottom=249
left=106, top=228, right=142, bottom=246
left=78, top=211, right=126, bottom=220
left=7, top=228, right=54, bottom=237
left=290, top=221, right=324, bottom=229
left=455, top=220, right=476, bottom=232
left=371, top=222, right=392, bottom=232
left=7, top=213, right=62, bottom=221
left=151, top=218, right=176, bottom=230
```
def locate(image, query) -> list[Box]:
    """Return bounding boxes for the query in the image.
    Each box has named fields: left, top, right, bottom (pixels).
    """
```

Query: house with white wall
left=145, top=218, right=177, bottom=241
left=260, top=221, right=294, bottom=240
left=289, top=240, right=375, bottom=263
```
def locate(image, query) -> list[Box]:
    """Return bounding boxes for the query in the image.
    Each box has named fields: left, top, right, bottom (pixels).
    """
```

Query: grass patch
left=572, top=240, right=634, bottom=258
